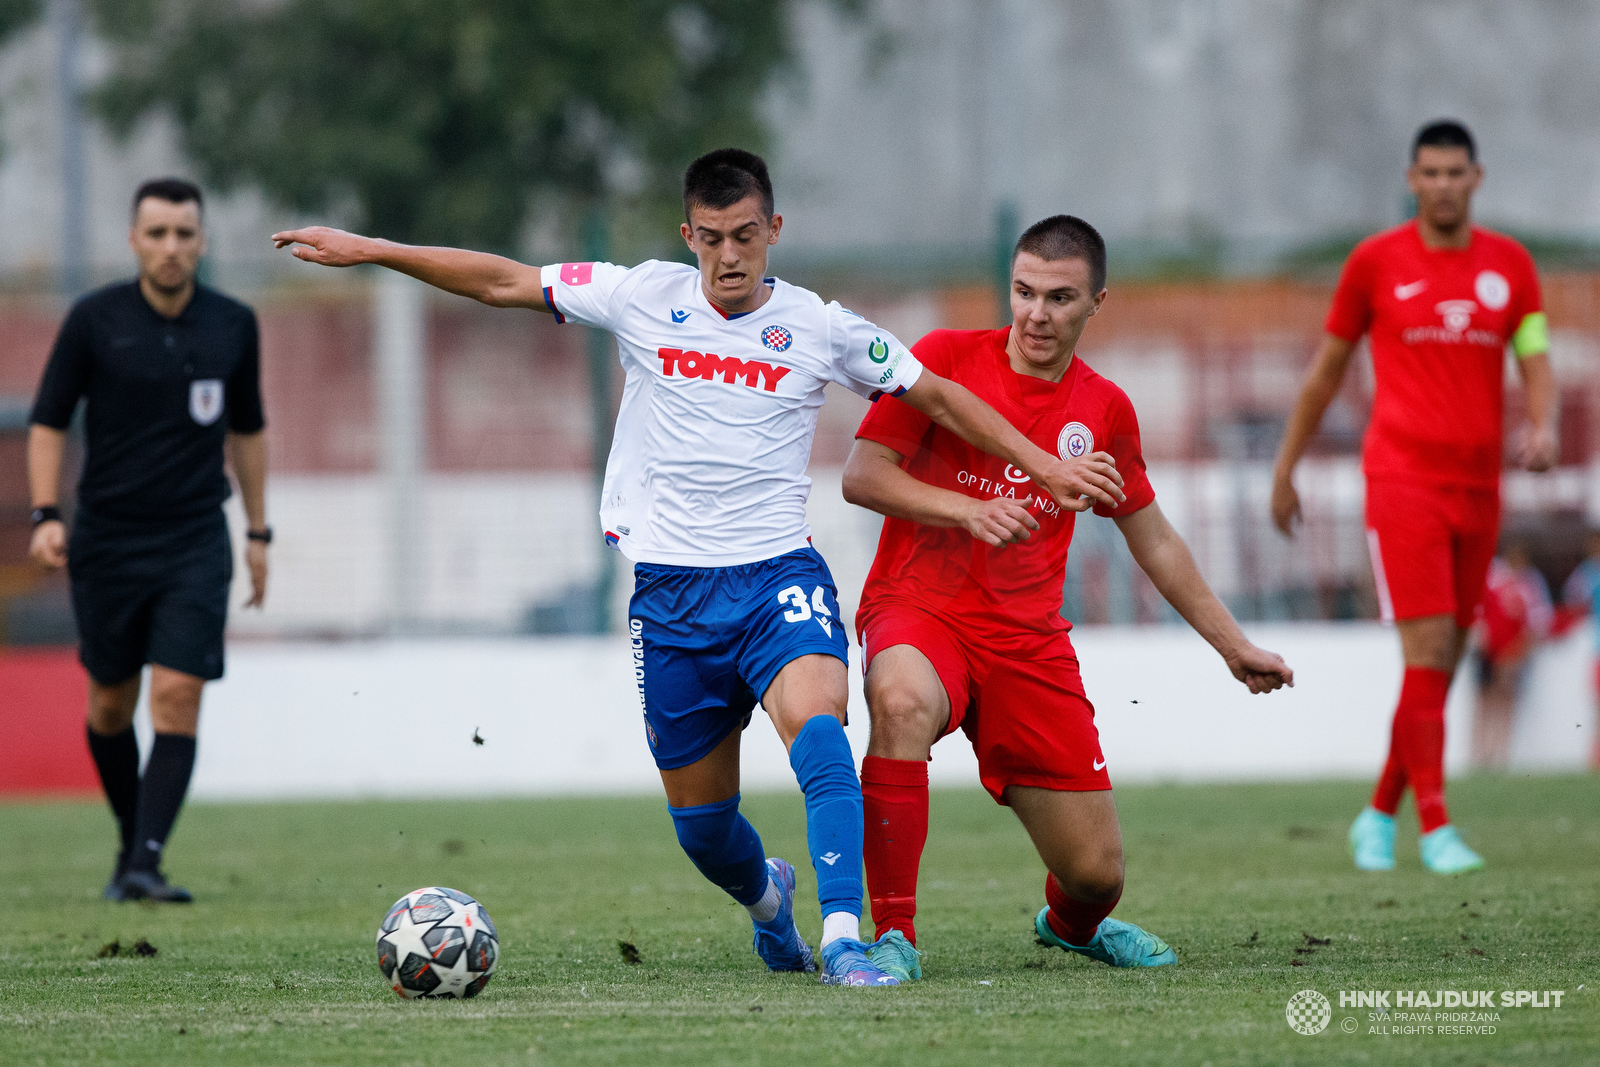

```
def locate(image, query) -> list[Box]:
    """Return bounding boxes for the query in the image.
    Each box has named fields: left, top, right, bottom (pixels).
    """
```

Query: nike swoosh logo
left=1394, top=280, right=1427, bottom=301
left=1093, top=758, right=1107, bottom=771
left=670, top=310, right=690, bottom=323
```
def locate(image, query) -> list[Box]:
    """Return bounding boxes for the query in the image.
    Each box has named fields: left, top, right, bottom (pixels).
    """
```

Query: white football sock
left=821, top=911, right=860, bottom=947
left=744, top=876, right=781, bottom=923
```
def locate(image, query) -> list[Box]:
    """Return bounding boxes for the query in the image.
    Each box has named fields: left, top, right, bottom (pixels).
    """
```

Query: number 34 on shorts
left=777, top=584, right=835, bottom=636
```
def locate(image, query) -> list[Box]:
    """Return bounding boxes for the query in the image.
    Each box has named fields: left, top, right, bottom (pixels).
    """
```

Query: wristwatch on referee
left=31, top=505, right=63, bottom=527
left=247, top=526, right=274, bottom=544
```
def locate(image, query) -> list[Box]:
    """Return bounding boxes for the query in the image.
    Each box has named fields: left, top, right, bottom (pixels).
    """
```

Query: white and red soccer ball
left=376, top=886, right=499, bottom=999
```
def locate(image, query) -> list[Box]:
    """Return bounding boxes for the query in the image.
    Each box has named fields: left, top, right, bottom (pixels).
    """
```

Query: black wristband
left=247, top=526, right=273, bottom=544
left=32, top=506, right=62, bottom=527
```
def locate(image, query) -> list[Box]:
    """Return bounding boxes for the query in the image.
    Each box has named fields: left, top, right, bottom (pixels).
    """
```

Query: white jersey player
left=542, top=257, right=922, bottom=565
left=274, top=148, right=1124, bottom=987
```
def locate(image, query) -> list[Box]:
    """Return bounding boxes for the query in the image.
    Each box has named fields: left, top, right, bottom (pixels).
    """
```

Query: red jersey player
left=1271, top=121, right=1557, bottom=874
left=842, top=215, right=1294, bottom=979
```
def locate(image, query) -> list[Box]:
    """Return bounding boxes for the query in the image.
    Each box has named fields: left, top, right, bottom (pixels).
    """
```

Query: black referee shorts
left=68, top=507, right=233, bottom=685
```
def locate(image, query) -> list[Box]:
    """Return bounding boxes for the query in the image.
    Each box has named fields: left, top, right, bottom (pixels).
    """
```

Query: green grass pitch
left=4, top=775, right=1596, bottom=1066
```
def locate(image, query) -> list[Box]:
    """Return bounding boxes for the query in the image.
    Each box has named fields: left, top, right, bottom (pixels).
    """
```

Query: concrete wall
left=109, top=622, right=1597, bottom=801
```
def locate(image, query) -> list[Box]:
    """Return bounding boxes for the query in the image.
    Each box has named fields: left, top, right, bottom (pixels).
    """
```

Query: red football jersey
left=855, top=328, right=1155, bottom=637
left=1325, top=222, right=1543, bottom=488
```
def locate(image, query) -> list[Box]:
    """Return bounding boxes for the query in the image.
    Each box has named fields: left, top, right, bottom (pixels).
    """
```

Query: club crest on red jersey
left=1474, top=270, right=1510, bottom=311
left=1058, top=421, right=1093, bottom=460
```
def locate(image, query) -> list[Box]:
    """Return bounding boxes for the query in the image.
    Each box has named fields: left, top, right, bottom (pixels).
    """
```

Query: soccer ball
left=376, top=886, right=499, bottom=999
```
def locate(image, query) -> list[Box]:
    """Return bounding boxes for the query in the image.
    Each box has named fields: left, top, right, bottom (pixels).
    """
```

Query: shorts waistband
left=634, top=545, right=821, bottom=577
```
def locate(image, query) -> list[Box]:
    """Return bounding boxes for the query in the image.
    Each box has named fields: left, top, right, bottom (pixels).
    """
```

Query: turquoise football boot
left=1034, top=910, right=1177, bottom=967
left=1349, top=806, right=1397, bottom=871
left=819, top=937, right=900, bottom=986
left=866, top=929, right=922, bottom=983
left=751, top=858, right=816, bottom=972
left=1419, top=824, right=1485, bottom=874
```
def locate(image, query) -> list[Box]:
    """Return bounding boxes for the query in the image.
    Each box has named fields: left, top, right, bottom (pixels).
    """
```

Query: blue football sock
left=667, top=793, right=770, bottom=907
left=788, top=716, right=864, bottom=921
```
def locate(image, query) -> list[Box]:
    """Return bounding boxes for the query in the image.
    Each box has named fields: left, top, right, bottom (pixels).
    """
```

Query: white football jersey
left=539, top=259, right=924, bottom=566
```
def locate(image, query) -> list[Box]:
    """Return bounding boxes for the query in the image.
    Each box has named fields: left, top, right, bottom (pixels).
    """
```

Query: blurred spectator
left=1561, top=529, right=1600, bottom=769
left=1471, top=542, right=1552, bottom=768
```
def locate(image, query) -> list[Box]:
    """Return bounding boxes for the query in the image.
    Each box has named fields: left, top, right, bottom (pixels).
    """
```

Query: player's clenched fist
left=271, top=226, right=372, bottom=267
left=1037, top=450, right=1124, bottom=513
left=1224, top=643, right=1294, bottom=694
left=29, top=519, right=66, bottom=569
left=960, top=495, right=1041, bottom=547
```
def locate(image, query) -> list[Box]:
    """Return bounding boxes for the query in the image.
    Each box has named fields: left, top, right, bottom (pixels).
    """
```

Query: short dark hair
left=682, top=148, right=774, bottom=221
left=1412, top=120, right=1476, bottom=163
left=1012, top=215, right=1107, bottom=292
left=132, top=177, right=203, bottom=220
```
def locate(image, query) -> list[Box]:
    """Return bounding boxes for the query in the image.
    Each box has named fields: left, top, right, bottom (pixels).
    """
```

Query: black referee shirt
left=30, top=281, right=265, bottom=523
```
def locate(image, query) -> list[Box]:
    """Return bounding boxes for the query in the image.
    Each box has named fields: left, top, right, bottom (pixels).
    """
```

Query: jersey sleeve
left=1509, top=244, right=1548, bottom=359
left=1094, top=389, right=1156, bottom=519
left=855, top=332, right=952, bottom=456
left=227, top=306, right=266, bottom=433
left=537, top=261, right=631, bottom=331
left=1324, top=241, right=1376, bottom=343
left=826, top=302, right=925, bottom=401
left=29, top=299, right=94, bottom=430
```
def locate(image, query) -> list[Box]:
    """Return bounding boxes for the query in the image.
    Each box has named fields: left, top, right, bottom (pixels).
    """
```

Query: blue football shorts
left=628, top=546, right=849, bottom=771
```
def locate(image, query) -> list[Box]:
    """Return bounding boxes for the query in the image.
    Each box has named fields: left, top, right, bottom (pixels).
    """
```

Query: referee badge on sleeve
left=190, top=379, right=224, bottom=425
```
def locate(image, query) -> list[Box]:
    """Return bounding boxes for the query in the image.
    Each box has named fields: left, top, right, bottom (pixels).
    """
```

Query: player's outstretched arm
left=1115, top=502, right=1294, bottom=694
left=1270, top=334, right=1357, bottom=536
left=842, top=438, right=1040, bottom=547
left=899, top=371, right=1124, bottom=513
left=271, top=227, right=548, bottom=311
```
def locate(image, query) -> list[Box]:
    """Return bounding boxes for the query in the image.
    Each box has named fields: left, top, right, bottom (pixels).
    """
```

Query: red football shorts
left=859, top=606, right=1111, bottom=802
left=1364, top=477, right=1499, bottom=628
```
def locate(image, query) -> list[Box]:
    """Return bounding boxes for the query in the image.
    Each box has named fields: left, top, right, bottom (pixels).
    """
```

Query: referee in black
left=27, top=178, right=270, bottom=903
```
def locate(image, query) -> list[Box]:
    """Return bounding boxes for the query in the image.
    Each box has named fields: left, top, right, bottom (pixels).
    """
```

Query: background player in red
left=842, top=216, right=1294, bottom=979
left=1271, top=121, right=1557, bottom=874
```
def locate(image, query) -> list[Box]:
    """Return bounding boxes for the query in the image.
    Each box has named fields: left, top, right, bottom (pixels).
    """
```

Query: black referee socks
left=127, top=733, right=197, bottom=874
left=86, top=725, right=140, bottom=859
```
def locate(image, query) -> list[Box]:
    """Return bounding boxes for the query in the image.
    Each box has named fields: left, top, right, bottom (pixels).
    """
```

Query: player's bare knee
left=1399, top=615, right=1459, bottom=671
left=87, top=677, right=139, bottom=734
left=866, top=680, right=943, bottom=748
left=148, top=669, right=204, bottom=735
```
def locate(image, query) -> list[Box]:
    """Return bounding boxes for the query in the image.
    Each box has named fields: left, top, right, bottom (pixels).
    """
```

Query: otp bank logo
left=1435, top=299, right=1476, bottom=332
left=658, top=348, right=793, bottom=392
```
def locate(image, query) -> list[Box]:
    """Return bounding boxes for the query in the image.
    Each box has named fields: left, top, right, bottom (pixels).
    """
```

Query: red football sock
left=1370, top=748, right=1407, bottom=816
left=1044, top=871, right=1121, bottom=947
left=860, top=755, right=928, bottom=945
left=1375, top=665, right=1452, bottom=832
